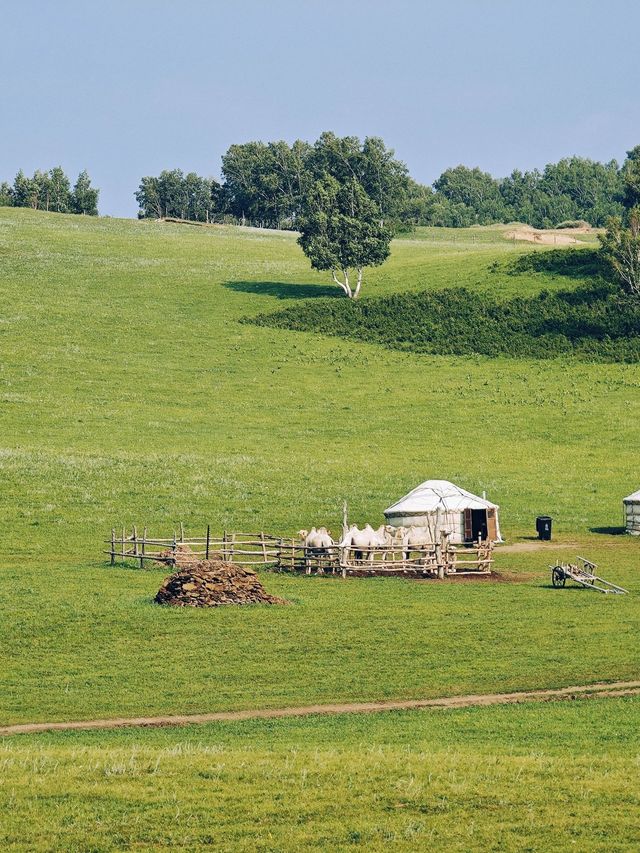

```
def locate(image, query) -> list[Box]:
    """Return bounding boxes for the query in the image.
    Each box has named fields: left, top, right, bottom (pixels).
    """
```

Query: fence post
left=110, top=528, right=115, bottom=566
left=172, top=531, right=177, bottom=567
left=132, top=526, right=138, bottom=564
left=121, top=526, right=126, bottom=563
left=206, top=524, right=210, bottom=561
left=229, top=532, right=235, bottom=564
left=435, top=539, right=444, bottom=579
left=141, top=526, right=147, bottom=569
left=261, top=531, right=267, bottom=564
left=180, top=522, right=184, bottom=543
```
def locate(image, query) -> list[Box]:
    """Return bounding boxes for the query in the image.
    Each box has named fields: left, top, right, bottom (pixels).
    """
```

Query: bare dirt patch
left=505, top=227, right=580, bottom=245
left=433, top=570, right=537, bottom=584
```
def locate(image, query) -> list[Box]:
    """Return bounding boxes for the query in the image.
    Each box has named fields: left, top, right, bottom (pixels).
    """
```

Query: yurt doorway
left=464, top=508, right=489, bottom=542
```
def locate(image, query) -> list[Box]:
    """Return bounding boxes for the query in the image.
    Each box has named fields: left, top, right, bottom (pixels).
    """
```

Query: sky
left=2, top=0, right=640, bottom=217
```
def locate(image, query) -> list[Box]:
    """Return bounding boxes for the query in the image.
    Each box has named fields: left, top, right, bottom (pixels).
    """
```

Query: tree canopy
left=599, top=209, right=640, bottom=296
left=0, top=167, right=99, bottom=215
left=598, top=148, right=640, bottom=296
left=297, top=173, right=392, bottom=298
left=131, top=135, right=638, bottom=231
left=135, top=170, right=221, bottom=222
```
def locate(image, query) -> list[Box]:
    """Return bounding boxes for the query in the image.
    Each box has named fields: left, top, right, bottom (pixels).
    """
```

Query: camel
left=339, top=524, right=390, bottom=563
left=298, top=527, right=334, bottom=550
left=384, top=525, right=408, bottom=546
left=401, top=526, right=451, bottom=564
left=297, top=527, right=335, bottom=573
left=380, top=525, right=408, bottom=563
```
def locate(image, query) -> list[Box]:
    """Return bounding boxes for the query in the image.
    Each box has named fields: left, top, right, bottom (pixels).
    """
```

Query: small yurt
left=384, top=479, right=503, bottom=544
left=623, top=490, right=640, bottom=535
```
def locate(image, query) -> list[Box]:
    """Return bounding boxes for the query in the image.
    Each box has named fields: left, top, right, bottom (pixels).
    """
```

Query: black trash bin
left=536, top=516, right=552, bottom=541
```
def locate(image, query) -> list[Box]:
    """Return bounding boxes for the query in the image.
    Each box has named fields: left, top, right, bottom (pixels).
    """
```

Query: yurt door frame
left=464, top=508, right=492, bottom=542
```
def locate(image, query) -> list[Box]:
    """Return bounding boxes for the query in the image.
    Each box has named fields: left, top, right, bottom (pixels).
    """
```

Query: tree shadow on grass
left=224, top=280, right=339, bottom=300
left=589, top=526, right=627, bottom=535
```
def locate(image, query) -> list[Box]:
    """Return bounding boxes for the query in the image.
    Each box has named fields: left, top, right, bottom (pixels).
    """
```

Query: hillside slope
left=0, top=208, right=639, bottom=726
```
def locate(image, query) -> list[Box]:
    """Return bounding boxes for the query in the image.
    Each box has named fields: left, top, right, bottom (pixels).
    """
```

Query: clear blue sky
left=2, top=0, right=639, bottom=217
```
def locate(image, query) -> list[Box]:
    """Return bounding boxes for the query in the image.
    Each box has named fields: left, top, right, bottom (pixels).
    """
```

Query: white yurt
left=383, top=479, right=503, bottom=544
left=623, top=489, right=640, bottom=535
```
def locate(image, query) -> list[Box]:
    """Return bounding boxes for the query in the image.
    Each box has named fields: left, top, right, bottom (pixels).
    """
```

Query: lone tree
left=297, top=174, right=392, bottom=298
left=599, top=146, right=640, bottom=296
left=599, top=207, right=640, bottom=296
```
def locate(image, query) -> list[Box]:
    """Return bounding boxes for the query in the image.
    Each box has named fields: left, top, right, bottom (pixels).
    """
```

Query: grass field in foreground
left=2, top=544, right=639, bottom=724
left=2, top=698, right=639, bottom=851
left=0, top=208, right=639, bottom=728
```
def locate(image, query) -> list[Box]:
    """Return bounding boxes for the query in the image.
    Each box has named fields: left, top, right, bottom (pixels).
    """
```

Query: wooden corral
left=276, top=536, right=493, bottom=577
left=106, top=527, right=493, bottom=577
left=105, top=526, right=280, bottom=569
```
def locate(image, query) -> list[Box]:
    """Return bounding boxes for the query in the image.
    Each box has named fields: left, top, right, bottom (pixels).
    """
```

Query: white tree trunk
left=331, top=269, right=352, bottom=298
left=352, top=267, right=363, bottom=299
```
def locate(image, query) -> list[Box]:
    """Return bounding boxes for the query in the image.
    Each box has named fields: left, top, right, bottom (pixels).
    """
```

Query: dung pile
left=155, top=559, right=287, bottom=607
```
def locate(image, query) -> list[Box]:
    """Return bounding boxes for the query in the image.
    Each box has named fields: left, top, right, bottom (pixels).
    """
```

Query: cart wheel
left=552, top=567, right=566, bottom=588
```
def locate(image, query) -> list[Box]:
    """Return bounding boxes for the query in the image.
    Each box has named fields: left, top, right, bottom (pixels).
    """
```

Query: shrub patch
left=248, top=275, right=640, bottom=362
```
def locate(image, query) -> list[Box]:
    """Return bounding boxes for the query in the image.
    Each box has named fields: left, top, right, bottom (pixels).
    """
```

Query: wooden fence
left=106, top=527, right=493, bottom=577
left=275, top=537, right=493, bottom=577
left=105, top=526, right=280, bottom=569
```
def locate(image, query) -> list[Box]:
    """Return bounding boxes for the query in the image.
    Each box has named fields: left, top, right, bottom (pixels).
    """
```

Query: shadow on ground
left=224, top=280, right=339, bottom=300
left=590, top=526, right=627, bottom=535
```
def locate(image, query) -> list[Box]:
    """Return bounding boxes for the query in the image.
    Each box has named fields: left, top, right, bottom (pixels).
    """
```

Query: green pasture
left=1, top=544, right=638, bottom=724
left=0, top=207, right=639, bottom=728
left=2, top=698, right=639, bottom=851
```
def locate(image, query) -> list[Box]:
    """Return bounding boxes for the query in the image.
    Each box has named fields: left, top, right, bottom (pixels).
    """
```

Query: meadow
left=1, top=698, right=639, bottom=851
left=1, top=208, right=639, bottom=848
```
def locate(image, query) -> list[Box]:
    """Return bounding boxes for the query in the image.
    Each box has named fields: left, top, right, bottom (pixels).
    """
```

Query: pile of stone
left=155, top=559, right=287, bottom=607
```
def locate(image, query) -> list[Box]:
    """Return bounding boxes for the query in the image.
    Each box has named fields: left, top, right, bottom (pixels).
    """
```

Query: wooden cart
left=550, top=557, right=628, bottom=594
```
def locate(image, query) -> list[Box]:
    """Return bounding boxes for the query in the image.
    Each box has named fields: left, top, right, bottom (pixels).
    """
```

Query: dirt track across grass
left=2, top=681, right=639, bottom=737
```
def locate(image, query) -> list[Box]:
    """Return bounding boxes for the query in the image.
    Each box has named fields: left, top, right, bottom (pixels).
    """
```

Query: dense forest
left=0, top=167, right=99, bottom=215
left=135, top=135, right=639, bottom=231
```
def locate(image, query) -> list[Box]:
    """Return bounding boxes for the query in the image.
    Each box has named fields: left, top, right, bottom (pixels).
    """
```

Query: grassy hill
left=0, top=209, right=635, bottom=554
left=1, top=208, right=638, bottom=848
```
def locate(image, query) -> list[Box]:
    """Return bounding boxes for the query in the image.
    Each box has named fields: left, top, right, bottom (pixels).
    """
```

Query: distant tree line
left=134, top=171, right=222, bottom=223
left=425, top=158, right=624, bottom=228
left=135, top=133, right=410, bottom=230
left=0, top=167, right=99, bottom=215
left=135, top=136, right=638, bottom=231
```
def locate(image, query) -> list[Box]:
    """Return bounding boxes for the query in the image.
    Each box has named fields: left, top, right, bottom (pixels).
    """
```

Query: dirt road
left=2, top=681, right=639, bottom=737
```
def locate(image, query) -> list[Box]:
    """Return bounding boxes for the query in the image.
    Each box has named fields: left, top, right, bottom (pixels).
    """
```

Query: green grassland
left=2, top=698, right=639, bottom=851
left=1, top=208, right=639, bottom=725
left=2, top=208, right=639, bottom=848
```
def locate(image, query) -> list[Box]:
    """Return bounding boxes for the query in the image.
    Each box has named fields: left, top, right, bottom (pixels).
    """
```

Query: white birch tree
left=297, top=174, right=391, bottom=299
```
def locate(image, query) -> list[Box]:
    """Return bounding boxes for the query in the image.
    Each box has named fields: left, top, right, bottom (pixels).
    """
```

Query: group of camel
left=298, top=524, right=439, bottom=563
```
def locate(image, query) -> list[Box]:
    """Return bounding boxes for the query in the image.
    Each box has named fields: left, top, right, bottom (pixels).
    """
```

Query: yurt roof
left=384, top=479, right=498, bottom=515
left=623, top=489, right=640, bottom=503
